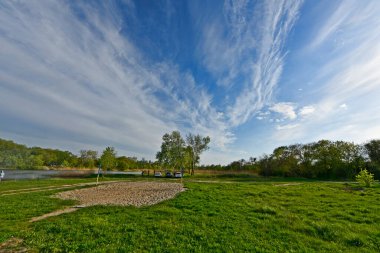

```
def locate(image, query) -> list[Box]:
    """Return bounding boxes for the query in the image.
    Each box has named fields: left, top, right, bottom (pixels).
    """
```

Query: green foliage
left=156, top=131, right=186, bottom=170
left=0, top=138, right=155, bottom=171
left=2, top=136, right=380, bottom=182
left=0, top=138, right=78, bottom=169
left=186, top=133, right=210, bottom=175
left=78, top=150, right=98, bottom=168
left=356, top=169, right=375, bottom=187
left=116, top=156, right=138, bottom=170
left=201, top=139, right=376, bottom=180
left=100, top=147, right=117, bottom=171
left=156, top=131, right=210, bottom=173
left=364, top=140, right=380, bottom=164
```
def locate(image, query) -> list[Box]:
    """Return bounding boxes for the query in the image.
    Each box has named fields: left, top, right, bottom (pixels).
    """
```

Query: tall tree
left=79, top=150, right=98, bottom=168
left=186, top=133, right=210, bottom=175
left=364, top=140, right=380, bottom=164
left=364, top=139, right=380, bottom=179
left=156, top=131, right=185, bottom=170
left=100, top=147, right=117, bottom=171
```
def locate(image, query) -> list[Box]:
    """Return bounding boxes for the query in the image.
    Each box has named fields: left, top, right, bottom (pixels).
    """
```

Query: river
left=0, top=169, right=143, bottom=180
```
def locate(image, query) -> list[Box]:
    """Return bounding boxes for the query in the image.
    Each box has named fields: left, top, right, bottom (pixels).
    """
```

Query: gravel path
left=55, top=181, right=185, bottom=207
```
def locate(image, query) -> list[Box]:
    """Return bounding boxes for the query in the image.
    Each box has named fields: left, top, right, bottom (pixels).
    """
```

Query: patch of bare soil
left=1, top=181, right=119, bottom=196
left=29, top=207, right=78, bottom=223
left=0, top=238, right=27, bottom=253
left=55, top=181, right=185, bottom=207
left=274, top=183, right=303, bottom=187
left=29, top=182, right=185, bottom=222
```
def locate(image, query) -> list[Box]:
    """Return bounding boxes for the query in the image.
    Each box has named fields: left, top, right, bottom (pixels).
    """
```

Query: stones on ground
left=55, top=181, right=185, bottom=207
left=28, top=181, right=185, bottom=222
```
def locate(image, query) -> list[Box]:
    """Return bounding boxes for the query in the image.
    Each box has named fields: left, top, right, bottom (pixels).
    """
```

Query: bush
left=355, top=169, right=375, bottom=187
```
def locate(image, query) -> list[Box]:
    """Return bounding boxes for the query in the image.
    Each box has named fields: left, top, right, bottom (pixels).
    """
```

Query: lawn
left=1, top=177, right=379, bottom=252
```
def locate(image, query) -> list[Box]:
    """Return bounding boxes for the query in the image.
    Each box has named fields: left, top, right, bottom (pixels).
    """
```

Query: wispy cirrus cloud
left=8, top=1, right=378, bottom=165
left=270, top=0, right=380, bottom=145
left=269, top=103, right=297, bottom=120
left=299, top=106, right=315, bottom=117
left=0, top=0, right=306, bottom=164
left=0, top=1, right=232, bottom=160
left=195, top=0, right=303, bottom=127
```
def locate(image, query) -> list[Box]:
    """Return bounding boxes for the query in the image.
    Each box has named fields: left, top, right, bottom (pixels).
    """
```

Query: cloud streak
left=270, top=0, right=380, bottom=145
left=0, top=1, right=232, bottom=160
left=196, top=0, right=303, bottom=126
left=5, top=1, right=377, bottom=165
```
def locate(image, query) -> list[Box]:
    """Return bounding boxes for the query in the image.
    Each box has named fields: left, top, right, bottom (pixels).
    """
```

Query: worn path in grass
left=0, top=181, right=123, bottom=196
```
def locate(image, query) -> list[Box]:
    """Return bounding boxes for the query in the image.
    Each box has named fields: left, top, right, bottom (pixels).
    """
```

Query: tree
left=356, top=169, right=375, bottom=187
left=183, top=146, right=193, bottom=172
left=100, top=147, right=117, bottom=171
left=116, top=156, right=138, bottom=170
left=186, top=133, right=210, bottom=175
left=79, top=150, right=98, bottom=168
left=156, top=131, right=185, bottom=170
left=364, top=140, right=380, bottom=164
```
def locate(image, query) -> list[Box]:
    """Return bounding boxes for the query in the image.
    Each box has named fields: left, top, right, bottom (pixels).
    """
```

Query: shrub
left=355, top=169, right=375, bottom=187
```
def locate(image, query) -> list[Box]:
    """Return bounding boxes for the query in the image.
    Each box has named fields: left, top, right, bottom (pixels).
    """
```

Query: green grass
left=0, top=178, right=98, bottom=191
left=1, top=178, right=380, bottom=252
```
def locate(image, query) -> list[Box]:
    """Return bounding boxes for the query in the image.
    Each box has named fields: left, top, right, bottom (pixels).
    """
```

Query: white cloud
left=299, top=105, right=315, bottom=116
left=339, top=103, right=348, bottom=110
left=308, top=1, right=380, bottom=52
left=270, top=102, right=297, bottom=120
left=0, top=1, right=233, bottom=161
left=258, top=111, right=271, bottom=116
left=308, top=1, right=353, bottom=50
left=267, top=1, right=380, bottom=146
left=276, top=124, right=299, bottom=130
left=194, top=0, right=303, bottom=127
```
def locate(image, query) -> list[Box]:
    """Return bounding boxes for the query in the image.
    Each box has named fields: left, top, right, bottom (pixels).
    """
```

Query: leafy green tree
left=356, top=169, right=375, bottom=187
left=364, top=140, right=380, bottom=164
left=116, top=156, right=138, bottom=170
left=186, top=133, right=210, bottom=175
left=183, top=146, right=193, bottom=173
left=100, top=147, right=117, bottom=171
left=156, top=131, right=186, bottom=170
left=28, top=154, right=44, bottom=169
left=79, top=150, right=98, bottom=168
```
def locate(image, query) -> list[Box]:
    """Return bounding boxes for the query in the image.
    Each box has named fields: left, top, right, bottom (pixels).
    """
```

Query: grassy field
left=1, top=177, right=379, bottom=252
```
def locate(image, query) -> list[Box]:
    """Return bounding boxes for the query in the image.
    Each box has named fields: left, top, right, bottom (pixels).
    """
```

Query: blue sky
left=1, top=0, right=380, bottom=165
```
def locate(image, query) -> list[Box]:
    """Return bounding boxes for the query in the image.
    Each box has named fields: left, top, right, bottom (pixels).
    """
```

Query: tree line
left=0, top=131, right=211, bottom=172
left=200, top=139, right=380, bottom=180
left=0, top=138, right=152, bottom=170
left=2, top=136, right=379, bottom=180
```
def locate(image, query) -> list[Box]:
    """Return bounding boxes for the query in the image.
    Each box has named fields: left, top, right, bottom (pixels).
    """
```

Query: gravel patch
left=55, top=181, right=185, bottom=207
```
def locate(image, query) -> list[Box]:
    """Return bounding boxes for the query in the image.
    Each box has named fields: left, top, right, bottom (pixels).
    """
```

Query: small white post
left=96, top=165, right=101, bottom=185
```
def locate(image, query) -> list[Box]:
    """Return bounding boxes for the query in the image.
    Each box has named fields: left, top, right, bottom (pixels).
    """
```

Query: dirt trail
left=0, top=181, right=119, bottom=196
left=274, top=183, right=303, bottom=187
left=29, top=207, right=78, bottom=223
left=0, top=238, right=27, bottom=253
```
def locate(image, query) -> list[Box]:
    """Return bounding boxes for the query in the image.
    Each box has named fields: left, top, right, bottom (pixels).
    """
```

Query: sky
left=1, top=0, right=380, bottom=165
